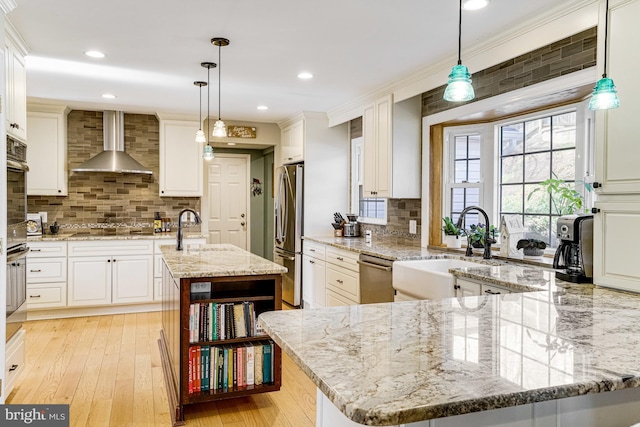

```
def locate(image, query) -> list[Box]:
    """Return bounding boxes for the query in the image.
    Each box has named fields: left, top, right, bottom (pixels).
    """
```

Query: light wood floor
left=7, top=311, right=316, bottom=426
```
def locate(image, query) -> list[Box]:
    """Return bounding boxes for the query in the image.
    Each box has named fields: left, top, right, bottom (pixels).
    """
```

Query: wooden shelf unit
left=159, top=264, right=282, bottom=426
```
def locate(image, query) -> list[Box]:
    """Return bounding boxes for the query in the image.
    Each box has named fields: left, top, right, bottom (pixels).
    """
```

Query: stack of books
left=188, top=340, right=275, bottom=393
left=189, top=301, right=267, bottom=343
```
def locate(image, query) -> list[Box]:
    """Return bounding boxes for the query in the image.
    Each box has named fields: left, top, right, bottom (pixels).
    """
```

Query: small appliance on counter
left=343, top=213, right=360, bottom=237
left=553, top=214, right=594, bottom=283
left=26, top=213, right=43, bottom=236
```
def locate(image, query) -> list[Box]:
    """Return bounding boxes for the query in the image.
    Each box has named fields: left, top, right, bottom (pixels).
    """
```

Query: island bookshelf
left=159, top=261, right=282, bottom=426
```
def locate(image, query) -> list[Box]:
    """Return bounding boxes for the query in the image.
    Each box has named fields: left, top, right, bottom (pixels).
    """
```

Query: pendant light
left=211, top=37, right=230, bottom=138
left=194, top=81, right=207, bottom=143
left=201, top=61, right=217, bottom=160
left=589, top=0, right=620, bottom=110
left=443, top=0, right=475, bottom=102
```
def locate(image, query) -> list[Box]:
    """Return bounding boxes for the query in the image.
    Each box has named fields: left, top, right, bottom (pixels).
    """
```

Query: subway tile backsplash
left=27, top=110, right=200, bottom=228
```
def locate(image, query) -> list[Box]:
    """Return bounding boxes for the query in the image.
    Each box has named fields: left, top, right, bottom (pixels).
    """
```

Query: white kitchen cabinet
left=26, top=241, right=68, bottom=310
left=26, top=105, right=70, bottom=196
left=454, top=277, right=512, bottom=297
left=302, top=240, right=327, bottom=308
left=593, top=200, right=640, bottom=293
left=325, top=247, right=360, bottom=306
left=5, top=24, right=28, bottom=142
left=67, top=240, right=154, bottom=307
left=593, top=0, right=640, bottom=195
left=4, top=329, right=26, bottom=398
left=362, top=94, right=421, bottom=198
left=280, top=119, right=304, bottom=164
left=590, top=0, right=640, bottom=295
left=159, top=119, right=203, bottom=197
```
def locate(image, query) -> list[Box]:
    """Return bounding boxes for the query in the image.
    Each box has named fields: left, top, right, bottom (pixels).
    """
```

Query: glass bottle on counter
left=154, top=212, right=162, bottom=233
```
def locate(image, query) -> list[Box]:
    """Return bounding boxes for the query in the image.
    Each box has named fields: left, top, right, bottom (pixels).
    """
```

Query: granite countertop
left=28, top=230, right=206, bottom=242
left=160, top=243, right=287, bottom=279
left=259, top=286, right=640, bottom=425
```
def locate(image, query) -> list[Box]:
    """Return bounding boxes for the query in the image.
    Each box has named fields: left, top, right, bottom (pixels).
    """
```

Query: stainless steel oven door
left=7, top=247, right=28, bottom=342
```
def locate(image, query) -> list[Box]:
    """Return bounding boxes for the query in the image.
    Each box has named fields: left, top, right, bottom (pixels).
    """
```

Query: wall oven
left=6, top=136, right=28, bottom=342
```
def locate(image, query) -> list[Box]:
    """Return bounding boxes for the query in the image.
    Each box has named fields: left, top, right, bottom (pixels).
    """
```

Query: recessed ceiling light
left=257, top=105, right=268, bottom=110
left=297, top=72, right=313, bottom=80
left=462, top=0, right=489, bottom=10
left=102, top=93, right=116, bottom=99
left=227, top=142, right=236, bottom=146
left=85, top=50, right=105, bottom=58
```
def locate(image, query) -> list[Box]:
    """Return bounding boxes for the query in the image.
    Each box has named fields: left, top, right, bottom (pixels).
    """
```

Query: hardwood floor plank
left=9, top=311, right=317, bottom=427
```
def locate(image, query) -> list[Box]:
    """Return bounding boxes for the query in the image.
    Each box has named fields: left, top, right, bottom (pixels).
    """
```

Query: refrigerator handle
left=274, top=251, right=295, bottom=261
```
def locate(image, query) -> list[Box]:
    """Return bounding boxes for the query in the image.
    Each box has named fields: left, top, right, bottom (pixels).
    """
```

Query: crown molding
left=5, top=18, right=30, bottom=55
left=0, top=0, right=17, bottom=15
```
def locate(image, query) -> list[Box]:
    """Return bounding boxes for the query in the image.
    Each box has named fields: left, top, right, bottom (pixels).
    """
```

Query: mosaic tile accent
left=27, top=110, right=201, bottom=229
left=362, top=198, right=421, bottom=241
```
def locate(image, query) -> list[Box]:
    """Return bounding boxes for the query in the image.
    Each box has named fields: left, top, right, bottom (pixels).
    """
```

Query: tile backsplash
left=27, top=110, right=200, bottom=228
left=362, top=198, right=421, bottom=242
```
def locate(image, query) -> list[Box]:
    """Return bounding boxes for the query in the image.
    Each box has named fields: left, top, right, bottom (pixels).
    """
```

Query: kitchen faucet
left=455, top=206, right=493, bottom=259
left=176, top=208, right=202, bottom=251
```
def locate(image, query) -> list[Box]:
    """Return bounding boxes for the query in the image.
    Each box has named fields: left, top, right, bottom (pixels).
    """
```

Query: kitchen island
left=259, top=265, right=640, bottom=426
left=159, top=243, right=287, bottom=426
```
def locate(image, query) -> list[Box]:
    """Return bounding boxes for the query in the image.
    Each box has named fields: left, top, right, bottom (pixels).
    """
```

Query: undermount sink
left=392, top=258, right=490, bottom=300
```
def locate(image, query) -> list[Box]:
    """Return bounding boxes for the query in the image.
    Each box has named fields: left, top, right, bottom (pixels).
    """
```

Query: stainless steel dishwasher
left=357, top=254, right=395, bottom=303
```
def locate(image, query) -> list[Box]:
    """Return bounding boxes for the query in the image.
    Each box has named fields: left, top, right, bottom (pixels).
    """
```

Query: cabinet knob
left=591, top=208, right=601, bottom=214
left=29, top=294, right=41, bottom=298
left=241, top=222, right=246, bottom=226
left=336, top=279, right=344, bottom=284
left=9, top=364, right=18, bottom=372
left=58, top=189, right=62, bottom=193
left=336, top=256, right=344, bottom=261
left=593, top=182, right=601, bottom=189
left=454, top=284, right=460, bottom=290
left=309, top=260, right=315, bottom=264
left=107, top=259, right=111, bottom=263
left=161, top=190, right=165, bottom=194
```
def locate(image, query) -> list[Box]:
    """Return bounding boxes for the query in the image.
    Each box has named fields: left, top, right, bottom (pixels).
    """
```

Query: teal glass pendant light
left=589, top=0, right=620, bottom=110
left=194, top=81, right=207, bottom=143
left=201, top=61, right=217, bottom=160
left=211, top=37, right=230, bottom=138
left=444, top=0, right=475, bottom=102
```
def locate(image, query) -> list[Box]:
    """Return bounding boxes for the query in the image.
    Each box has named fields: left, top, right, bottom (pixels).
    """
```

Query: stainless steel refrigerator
left=274, top=163, right=303, bottom=307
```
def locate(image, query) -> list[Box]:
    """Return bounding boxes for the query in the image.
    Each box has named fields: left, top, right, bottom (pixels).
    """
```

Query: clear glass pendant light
left=194, top=81, right=207, bottom=143
left=200, top=62, right=217, bottom=160
left=444, top=0, right=475, bottom=102
left=211, top=38, right=230, bottom=138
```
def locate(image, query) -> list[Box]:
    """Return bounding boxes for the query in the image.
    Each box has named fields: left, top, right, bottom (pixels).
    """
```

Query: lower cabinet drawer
left=5, top=329, right=26, bottom=397
left=326, top=289, right=357, bottom=306
left=27, top=283, right=67, bottom=309
left=326, top=266, right=359, bottom=301
left=26, top=257, right=67, bottom=283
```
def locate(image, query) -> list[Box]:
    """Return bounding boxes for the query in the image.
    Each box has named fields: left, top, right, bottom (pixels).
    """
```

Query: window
left=351, top=136, right=387, bottom=224
left=499, top=111, right=578, bottom=247
left=442, top=101, right=593, bottom=249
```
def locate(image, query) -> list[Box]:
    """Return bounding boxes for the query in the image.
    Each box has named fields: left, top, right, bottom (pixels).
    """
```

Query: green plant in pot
left=516, top=238, right=547, bottom=258
left=466, top=223, right=498, bottom=248
left=442, top=216, right=462, bottom=248
left=527, top=173, right=592, bottom=216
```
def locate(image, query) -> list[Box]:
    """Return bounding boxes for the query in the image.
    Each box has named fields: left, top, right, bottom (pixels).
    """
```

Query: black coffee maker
left=553, top=214, right=594, bottom=283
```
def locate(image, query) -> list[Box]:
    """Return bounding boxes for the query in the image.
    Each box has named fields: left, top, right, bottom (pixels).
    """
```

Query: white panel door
left=68, top=257, right=111, bottom=307
left=112, top=254, right=153, bottom=304
left=205, top=154, right=250, bottom=249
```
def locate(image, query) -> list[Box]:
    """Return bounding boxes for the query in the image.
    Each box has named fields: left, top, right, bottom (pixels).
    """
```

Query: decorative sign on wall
left=227, top=125, right=257, bottom=138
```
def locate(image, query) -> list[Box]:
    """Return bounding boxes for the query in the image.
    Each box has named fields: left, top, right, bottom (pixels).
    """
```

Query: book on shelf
left=263, top=342, right=272, bottom=384
left=233, top=303, right=247, bottom=338
left=246, top=343, right=255, bottom=386
left=254, top=344, right=263, bottom=385
left=189, top=301, right=264, bottom=343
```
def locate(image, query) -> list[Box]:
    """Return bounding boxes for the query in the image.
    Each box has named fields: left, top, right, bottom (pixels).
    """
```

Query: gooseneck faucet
left=176, top=208, right=202, bottom=251
left=455, top=206, right=493, bottom=259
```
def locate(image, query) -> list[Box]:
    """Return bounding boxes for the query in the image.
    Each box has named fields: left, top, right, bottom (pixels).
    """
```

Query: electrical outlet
left=39, top=211, right=48, bottom=223
left=409, top=220, right=417, bottom=234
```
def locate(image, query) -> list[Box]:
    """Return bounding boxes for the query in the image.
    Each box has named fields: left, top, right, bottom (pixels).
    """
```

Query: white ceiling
left=9, top=0, right=565, bottom=125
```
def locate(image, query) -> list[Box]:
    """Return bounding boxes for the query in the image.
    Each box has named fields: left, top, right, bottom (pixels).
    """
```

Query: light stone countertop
left=27, top=231, right=206, bottom=242
left=160, top=243, right=287, bottom=279
left=259, top=286, right=640, bottom=425
left=303, top=235, right=433, bottom=261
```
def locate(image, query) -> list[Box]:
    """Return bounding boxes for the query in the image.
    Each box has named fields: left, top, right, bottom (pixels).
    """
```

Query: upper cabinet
left=280, top=119, right=304, bottom=164
left=27, top=105, right=70, bottom=196
left=362, top=94, right=421, bottom=198
left=159, top=119, right=203, bottom=197
left=594, top=0, right=640, bottom=194
left=5, top=24, right=28, bottom=142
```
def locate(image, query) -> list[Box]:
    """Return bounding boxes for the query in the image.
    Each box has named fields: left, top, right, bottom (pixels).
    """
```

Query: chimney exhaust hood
left=72, top=111, right=153, bottom=174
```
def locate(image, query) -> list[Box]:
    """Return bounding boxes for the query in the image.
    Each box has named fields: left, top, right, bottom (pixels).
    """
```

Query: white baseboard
left=26, top=302, right=162, bottom=321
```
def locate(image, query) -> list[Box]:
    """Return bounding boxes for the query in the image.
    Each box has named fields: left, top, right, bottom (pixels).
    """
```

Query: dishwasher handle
left=357, top=259, right=392, bottom=272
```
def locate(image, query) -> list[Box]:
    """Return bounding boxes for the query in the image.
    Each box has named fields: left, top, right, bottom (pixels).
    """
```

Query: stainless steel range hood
left=72, top=111, right=153, bottom=174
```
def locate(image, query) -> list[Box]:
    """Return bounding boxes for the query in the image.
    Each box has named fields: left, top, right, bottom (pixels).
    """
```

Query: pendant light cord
left=457, top=0, right=463, bottom=65
left=199, top=84, right=203, bottom=127
left=218, top=43, right=222, bottom=121
left=207, top=66, right=211, bottom=137
left=602, top=0, right=609, bottom=78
